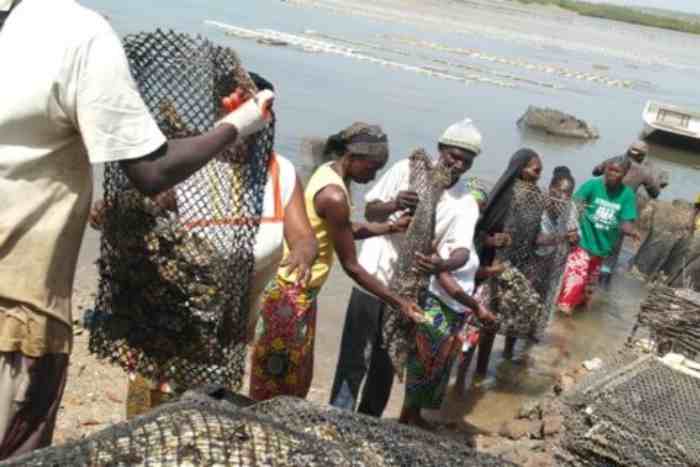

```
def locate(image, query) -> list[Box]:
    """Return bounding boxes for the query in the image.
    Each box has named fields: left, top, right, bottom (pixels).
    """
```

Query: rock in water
left=517, top=106, right=599, bottom=140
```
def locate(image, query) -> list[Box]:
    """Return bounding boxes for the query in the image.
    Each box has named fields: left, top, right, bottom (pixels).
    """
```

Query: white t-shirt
left=175, top=154, right=296, bottom=308
left=357, top=158, right=480, bottom=312
left=250, top=155, right=297, bottom=304
left=0, top=0, right=166, bottom=326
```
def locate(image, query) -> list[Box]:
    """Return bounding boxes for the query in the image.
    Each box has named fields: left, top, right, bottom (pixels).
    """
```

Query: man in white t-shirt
left=329, top=119, right=483, bottom=417
left=0, top=0, right=273, bottom=458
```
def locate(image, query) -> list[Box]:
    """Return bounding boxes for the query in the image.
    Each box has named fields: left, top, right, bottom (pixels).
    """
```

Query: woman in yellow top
left=250, top=123, right=422, bottom=401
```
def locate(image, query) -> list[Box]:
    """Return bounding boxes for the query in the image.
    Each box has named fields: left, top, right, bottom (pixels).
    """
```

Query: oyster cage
left=88, top=29, right=274, bottom=391
left=631, top=281, right=700, bottom=359
left=2, top=391, right=514, bottom=467
left=381, top=149, right=453, bottom=377
left=485, top=181, right=583, bottom=338
left=555, top=349, right=700, bottom=466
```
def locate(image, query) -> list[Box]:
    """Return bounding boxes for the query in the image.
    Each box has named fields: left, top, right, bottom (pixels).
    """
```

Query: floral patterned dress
left=250, top=277, right=320, bottom=401
left=404, top=294, right=465, bottom=410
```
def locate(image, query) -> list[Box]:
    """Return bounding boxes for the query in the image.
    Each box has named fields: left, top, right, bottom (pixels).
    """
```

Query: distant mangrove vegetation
left=515, top=0, right=700, bottom=35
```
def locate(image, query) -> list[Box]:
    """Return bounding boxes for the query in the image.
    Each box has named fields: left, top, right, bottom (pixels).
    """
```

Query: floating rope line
left=206, top=21, right=517, bottom=88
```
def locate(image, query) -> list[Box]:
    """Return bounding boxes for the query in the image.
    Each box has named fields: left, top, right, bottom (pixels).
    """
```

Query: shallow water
left=81, top=0, right=700, bottom=201
left=438, top=271, right=647, bottom=432
left=76, top=0, right=698, bottom=428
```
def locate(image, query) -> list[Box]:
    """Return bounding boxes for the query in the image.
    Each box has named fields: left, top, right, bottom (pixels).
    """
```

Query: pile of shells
left=488, top=261, right=545, bottom=337
left=93, top=189, right=225, bottom=371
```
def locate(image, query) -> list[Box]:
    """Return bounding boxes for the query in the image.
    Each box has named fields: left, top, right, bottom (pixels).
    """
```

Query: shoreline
left=512, top=0, right=700, bottom=35
left=58, top=265, right=597, bottom=466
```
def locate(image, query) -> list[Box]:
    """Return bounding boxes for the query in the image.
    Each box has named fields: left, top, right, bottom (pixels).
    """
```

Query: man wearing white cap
left=329, top=119, right=486, bottom=426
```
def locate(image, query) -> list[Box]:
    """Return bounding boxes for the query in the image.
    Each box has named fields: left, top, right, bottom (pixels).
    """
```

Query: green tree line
left=516, top=0, right=700, bottom=35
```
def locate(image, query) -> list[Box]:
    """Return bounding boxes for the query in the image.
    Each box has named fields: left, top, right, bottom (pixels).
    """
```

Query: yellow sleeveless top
left=278, top=163, right=351, bottom=289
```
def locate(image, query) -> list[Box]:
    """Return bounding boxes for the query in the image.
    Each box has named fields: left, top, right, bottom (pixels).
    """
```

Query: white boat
left=642, top=100, right=700, bottom=141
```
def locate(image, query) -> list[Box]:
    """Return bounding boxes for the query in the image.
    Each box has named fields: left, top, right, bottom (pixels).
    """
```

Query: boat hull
left=643, top=100, right=700, bottom=142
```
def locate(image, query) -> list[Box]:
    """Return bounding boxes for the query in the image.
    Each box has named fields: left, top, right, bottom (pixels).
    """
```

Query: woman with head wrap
left=329, top=119, right=488, bottom=424
left=529, top=167, right=580, bottom=335
left=557, top=156, right=639, bottom=314
left=250, top=123, right=423, bottom=401
left=535, top=167, right=578, bottom=259
left=472, top=148, right=543, bottom=378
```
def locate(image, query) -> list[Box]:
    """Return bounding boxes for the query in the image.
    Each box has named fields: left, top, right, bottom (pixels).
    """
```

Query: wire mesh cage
left=1, top=398, right=360, bottom=466
left=381, top=149, right=452, bottom=377
left=245, top=396, right=514, bottom=467
left=556, top=350, right=700, bottom=467
left=88, top=30, right=274, bottom=392
left=483, top=181, right=581, bottom=338
left=2, top=390, right=514, bottom=467
left=631, top=282, right=700, bottom=359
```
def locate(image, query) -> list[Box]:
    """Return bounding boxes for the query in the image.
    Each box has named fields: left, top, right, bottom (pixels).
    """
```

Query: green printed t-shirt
left=575, top=178, right=637, bottom=258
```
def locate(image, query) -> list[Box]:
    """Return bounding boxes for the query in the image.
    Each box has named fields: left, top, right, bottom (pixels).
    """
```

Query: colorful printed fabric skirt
left=405, top=295, right=465, bottom=410
left=458, top=283, right=491, bottom=354
left=557, top=246, right=603, bottom=313
left=250, top=277, right=319, bottom=401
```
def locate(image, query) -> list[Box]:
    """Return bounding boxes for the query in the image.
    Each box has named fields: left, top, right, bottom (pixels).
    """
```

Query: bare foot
left=399, top=409, right=436, bottom=431
left=558, top=306, right=573, bottom=316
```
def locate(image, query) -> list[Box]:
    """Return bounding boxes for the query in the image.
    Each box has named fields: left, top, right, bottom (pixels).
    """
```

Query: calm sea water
left=76, top=0, right=700, bottom=429
left=81, top=0, right=700, bottom=201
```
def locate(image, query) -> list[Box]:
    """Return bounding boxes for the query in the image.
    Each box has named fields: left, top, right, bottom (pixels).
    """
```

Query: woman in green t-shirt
left=557, top=157, right=640, bottom=314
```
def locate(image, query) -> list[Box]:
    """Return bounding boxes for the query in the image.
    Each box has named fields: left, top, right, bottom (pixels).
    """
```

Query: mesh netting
left=631, top=282, right=700, bottom=359
left=556, top=350, right=700, bottom=466
left=484, top=181, right=580, bottom=337
left=245, top=396, right=514, bottom=467
left=3, top=391, right=513, bottom=466
left=2, top=397, right=358, bottom=466
left=381, top=149, right=453, bottom=378
left=88, top=30, right=274, bottom=391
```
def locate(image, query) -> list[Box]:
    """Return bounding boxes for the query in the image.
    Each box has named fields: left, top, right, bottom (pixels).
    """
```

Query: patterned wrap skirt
left=458, top=283, right=491, bottom=354
left=405, top=294, right=465, bottom=410
left=250, top=277, right=319, bottom=401
left=557, top=246, right=603, bottom=312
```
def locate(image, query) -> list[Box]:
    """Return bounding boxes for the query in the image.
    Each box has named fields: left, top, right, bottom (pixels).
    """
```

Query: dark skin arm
left=352, top=214, right=412, bottom=240
left=119, top=125, right=240, bottom=196
left=415, top=247, right=469, bottom=275
left=279, top=177, right=318, bottom=287
left=621, top=221, right=641, bottom=242
left=315, top=185, right=423, bottom=321
left=475, top=261, right=506, bottom=280
left=365, top=190, right=419, bottom=222
left=536, top=229, right=579, bottom=247
left=482, top=232, right=512, bottom=248
left=121, top=91, right=275, bottom=196
left=437, top=272, right=495, bottom=322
